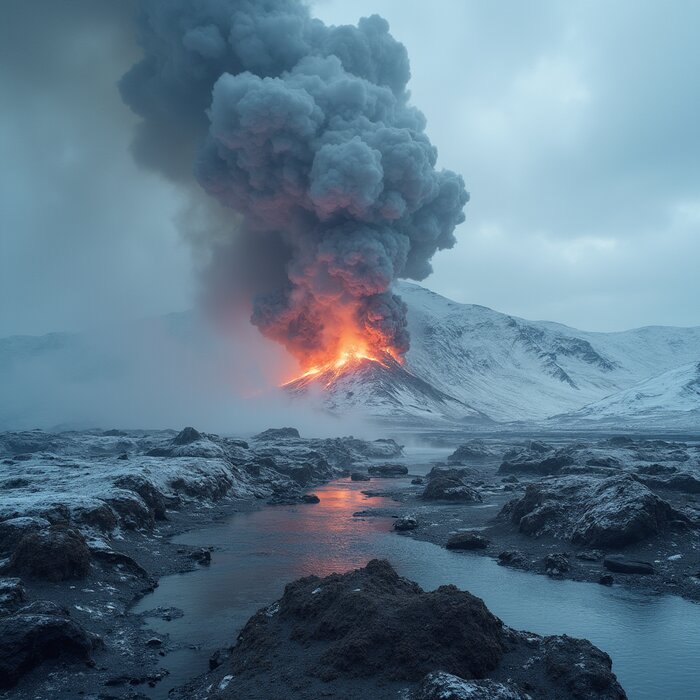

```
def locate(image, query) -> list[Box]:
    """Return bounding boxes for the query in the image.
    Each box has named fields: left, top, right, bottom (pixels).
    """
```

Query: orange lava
left=282, top=334, right=402, bottom=388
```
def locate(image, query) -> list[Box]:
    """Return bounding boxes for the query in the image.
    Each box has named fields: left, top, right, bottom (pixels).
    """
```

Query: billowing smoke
left=120, top=0, right=468, bottom=366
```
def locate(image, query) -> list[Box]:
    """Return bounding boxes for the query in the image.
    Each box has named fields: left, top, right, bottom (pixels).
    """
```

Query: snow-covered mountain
left=552, top=361, right=700, bottom=428
left=1, top=283, right=698, bottom=428
left=398, top=282, right=700, bottom=424
left=283, top=354, right=490, bottom=424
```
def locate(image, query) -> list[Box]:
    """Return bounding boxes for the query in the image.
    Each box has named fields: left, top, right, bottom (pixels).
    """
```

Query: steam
left=120, top=0, right=468, bottom=363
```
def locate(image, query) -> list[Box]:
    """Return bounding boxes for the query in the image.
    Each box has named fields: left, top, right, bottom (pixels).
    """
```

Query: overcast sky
left=1, top=0, right=699, bottom=337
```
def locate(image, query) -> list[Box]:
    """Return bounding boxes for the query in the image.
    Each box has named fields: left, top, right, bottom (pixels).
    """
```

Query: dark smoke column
left=121, top=0, right=468, bottom=365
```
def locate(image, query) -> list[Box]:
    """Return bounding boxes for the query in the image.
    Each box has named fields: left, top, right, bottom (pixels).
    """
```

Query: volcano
left=283, top=352, right=489, bottom=424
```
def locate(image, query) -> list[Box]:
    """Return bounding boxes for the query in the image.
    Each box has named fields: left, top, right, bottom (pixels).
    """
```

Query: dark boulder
left=231, top=559, right=506, bottom=683
left=500, top=475, right=686, bottom=549
left=302, top=493, right=320, bottom=504
left=367, top=463, right=408, bottom=477
left=422, top=477, right=482, bottom=503
left=0, top=517, right=50, bottom=554
left=72, top=501, right=118, bottom=532
left=603, top=556, right=655, bottom=575
left=114, top=475, right=168, bottom=520
left=9, top=526, right=91, bottom=582
left=0, top=611, right=96, bottom=688
left=350, top=472, right=371, bottom=482
left=102, top=490, right=154, bottom=530
left=172, top=426, right=202, bottom=445
left=544, top=553, right=570, bottom=577
left=411, top=477, right=425, bottom=485
left=446, top=532, right=489, bottom=550
left=427, top=466, right=481, bottom=482
left=498, top=452, right=574, bottom=476
left=393, top=516, right=418, bottom=531
left=541, top=634, right=626, bottom=699
left=497, top=551, right=529, bottom=569
left=188, top=548, right=212, bottom=565
left=254, top=427, right=300, bottom=441
left=447, top=441, right=492, bottom=464
left=599, top=574, right=614, bottom=586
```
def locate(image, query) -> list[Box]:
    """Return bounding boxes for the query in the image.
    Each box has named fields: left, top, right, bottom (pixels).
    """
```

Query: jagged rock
left=254, top=427, right=300, bottom=441
left=0, top=611, right=96, bottom=688
left=102, top=490, right=155, bottom=530
left=639, top=472, right=700, bottom=494
left=0, top=578, right=26, bottom=615
left=446, top=532, right=489, bottom=550
left=367, top=463, right=408, bottom=477
left=72, top=501, right=119, bottom=532
left=0, top=517, right=50, bottom=554
left=540, top=634, right=626, bottom=699
left=422, top=476, right=482, bottom=503
left=190, top=560, right=626, bottom=699
left=89, top=542, right=148, bottom=578
left=427, top=465, right=481, bottom=482
left=301, top=493, right=320, bottom=504
left=114, top=475, right=168, bottom=520
left=497, top=551, right=529, bottom=569
left=498, top=451, right=574, bottom=476
left=416, top=672, right=528, bottom=700
left=603, top=556, right=655, bottom=575
left=350, top=472, right=371, bottom=481
left=189, top=548, right=212, bottom=565
left=393, top=515, right=418, bottom=531
left=209, top=647, right=231, bottom=670
left=500, top=475, right=687, bottom=548
left=9, top=526, right=91, bottom=581
left=544, top=553, right=570, bottom=577
left=231, top=559, right=506, bottom=683
left=172, top=426, right=202, bottom=445
left=447, top=441, right=493, bottom=464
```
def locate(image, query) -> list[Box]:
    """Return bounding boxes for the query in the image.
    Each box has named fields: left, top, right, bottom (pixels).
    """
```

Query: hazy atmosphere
left=2, top=4, right=700, bottom=700
left=2, top=0, right=699, bottom=338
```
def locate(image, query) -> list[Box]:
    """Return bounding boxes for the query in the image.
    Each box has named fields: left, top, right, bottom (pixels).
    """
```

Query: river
left=134, top=449, right=700, bottom=699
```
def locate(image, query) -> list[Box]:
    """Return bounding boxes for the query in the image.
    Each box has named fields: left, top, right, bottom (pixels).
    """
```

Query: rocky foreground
left=176, top=559, right=626, bottom=700
left=0, top=426, right=401, bottom=696
left=381, top=435, right=700, bottom=600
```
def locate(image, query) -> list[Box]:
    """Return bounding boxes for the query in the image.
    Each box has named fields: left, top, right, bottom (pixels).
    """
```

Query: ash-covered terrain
left=0, top=426, right=402, bottom=697
left=364, top=433, right=700, bottom=602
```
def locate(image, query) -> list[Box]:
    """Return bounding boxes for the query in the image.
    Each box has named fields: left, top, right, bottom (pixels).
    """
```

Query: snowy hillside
left=284, top=354, right=490, bottom=424
left=553, top=361, right=700, bottom=427
left=399, top=282, right=700, bottom=423
left=1, top=284, right=698, bottom=427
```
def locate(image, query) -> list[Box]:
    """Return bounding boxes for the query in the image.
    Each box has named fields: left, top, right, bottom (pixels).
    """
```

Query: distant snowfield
left=1, top=283, right=699, bottom=429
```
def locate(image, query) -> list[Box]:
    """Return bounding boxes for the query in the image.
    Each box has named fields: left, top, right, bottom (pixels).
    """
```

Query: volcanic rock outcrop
left=180, top=559, right=626, bottom=699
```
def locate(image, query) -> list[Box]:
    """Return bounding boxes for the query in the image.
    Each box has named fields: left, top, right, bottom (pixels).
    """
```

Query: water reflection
left=135, top=476, right=700, bottom=700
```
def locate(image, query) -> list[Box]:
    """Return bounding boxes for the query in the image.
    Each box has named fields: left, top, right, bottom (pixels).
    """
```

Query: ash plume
left=120, top=0, right=468, bottom=364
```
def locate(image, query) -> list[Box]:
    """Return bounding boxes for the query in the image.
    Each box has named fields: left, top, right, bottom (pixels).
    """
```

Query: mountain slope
left=283, top=355, right=490, bottom=424
left=553, top=361, right=700, bottom=427
left=399, top=282, right=700, bottom=422
left=1, top=285, right=698, bottom=427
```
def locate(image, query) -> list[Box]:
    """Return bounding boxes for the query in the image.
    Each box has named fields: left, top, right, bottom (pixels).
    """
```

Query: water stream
left=134, top=451, right=700, bottom=699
